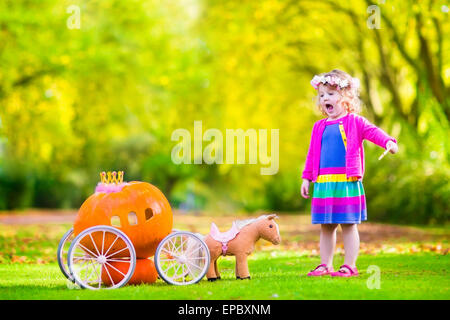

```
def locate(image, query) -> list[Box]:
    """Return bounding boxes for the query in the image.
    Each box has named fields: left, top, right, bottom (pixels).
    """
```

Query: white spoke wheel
left=155, top=231, right=210, bottom=285
left=68, top=225, right=136, bottom=290
left=57, top=228, right=75, bottom=282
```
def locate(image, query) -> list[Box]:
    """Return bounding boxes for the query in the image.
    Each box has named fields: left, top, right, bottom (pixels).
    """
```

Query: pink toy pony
left=204, top=214, right=281, bottom=280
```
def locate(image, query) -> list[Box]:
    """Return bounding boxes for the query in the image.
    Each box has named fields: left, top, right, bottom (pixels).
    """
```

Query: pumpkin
left=73, top=172, right=173, bottom=259
left=102, top=258, right=158, bottom=286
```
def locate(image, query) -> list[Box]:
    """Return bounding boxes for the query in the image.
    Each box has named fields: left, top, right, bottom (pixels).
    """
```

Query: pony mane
left=233, top=215, right=269, bottom=230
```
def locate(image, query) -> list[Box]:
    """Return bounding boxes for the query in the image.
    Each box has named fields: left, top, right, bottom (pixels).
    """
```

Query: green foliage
left=365, top=152, right=450, bottom=225
left=0, top=0, right=448, bottom=225
left=0, top=164, right=34, bottom=210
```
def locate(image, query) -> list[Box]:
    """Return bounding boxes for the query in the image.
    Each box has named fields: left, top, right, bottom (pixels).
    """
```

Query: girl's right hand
left=301, top=179, right=311, bottom=199
left=386, top=140, right=399, bottom=154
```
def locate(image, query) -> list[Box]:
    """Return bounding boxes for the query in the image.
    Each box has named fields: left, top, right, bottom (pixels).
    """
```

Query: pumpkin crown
left=100, top=171, right=125, bottom=185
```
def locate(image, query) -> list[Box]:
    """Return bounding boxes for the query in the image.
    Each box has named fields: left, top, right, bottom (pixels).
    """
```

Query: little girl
left=301, top=69, right=398, bottom=277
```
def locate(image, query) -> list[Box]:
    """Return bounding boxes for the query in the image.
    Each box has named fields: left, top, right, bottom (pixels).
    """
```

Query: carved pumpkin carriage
left=57, top=171, right=210, bottom=289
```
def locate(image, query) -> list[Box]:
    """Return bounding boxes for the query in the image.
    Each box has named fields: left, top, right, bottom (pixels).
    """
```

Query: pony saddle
left=209, top=222, right=240, bottom=255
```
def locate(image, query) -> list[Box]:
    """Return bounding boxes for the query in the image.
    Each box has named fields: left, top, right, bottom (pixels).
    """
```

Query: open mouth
left=325, top=104, right=334, bottom=112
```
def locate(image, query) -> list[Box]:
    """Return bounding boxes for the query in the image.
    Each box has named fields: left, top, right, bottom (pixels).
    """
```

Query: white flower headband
left=310, top=75, right=360, bottom=90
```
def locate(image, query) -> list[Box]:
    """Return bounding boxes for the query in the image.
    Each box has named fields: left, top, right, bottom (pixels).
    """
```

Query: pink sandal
left=331, top=264, right=359, bottom=277
left=307, top=264, right=334, bottom=276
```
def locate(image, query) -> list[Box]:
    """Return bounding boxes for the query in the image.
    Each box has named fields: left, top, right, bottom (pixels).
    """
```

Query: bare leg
left=318, top=224, right=338, bottom=271
left=341, top=224, right=360, bottom=269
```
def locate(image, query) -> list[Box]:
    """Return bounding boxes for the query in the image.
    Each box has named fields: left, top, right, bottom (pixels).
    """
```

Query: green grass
left=1, top=251, right=448, bottom=300
left=0, top=214, right=448, bottom=299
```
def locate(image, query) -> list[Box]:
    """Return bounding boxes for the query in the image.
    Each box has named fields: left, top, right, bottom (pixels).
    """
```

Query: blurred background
left=0, top=0, right=448, bottom=225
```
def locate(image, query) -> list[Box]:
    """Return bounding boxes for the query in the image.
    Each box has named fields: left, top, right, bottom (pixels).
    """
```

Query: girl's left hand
left=386, top=140, right=398, bottom=154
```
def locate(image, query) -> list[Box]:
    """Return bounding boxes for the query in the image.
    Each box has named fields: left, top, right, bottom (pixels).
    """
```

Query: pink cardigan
left=302, top=113, right=397, bottom=182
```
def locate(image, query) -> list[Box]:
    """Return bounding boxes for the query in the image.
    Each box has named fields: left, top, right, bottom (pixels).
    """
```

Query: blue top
left=319, top=122, right=346, bottom=169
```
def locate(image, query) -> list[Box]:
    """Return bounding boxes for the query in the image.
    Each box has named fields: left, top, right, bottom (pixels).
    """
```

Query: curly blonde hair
left=314, top=69, right=362, bottom=115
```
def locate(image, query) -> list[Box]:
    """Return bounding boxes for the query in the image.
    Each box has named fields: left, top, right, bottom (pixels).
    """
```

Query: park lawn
left=0, top=215, right=448, bottom=299
left=0, top=251, right=448, bottom=300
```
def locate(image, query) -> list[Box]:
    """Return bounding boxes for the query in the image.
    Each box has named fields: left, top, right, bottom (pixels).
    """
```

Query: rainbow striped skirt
left=311, top=174, right=367, bottom=224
